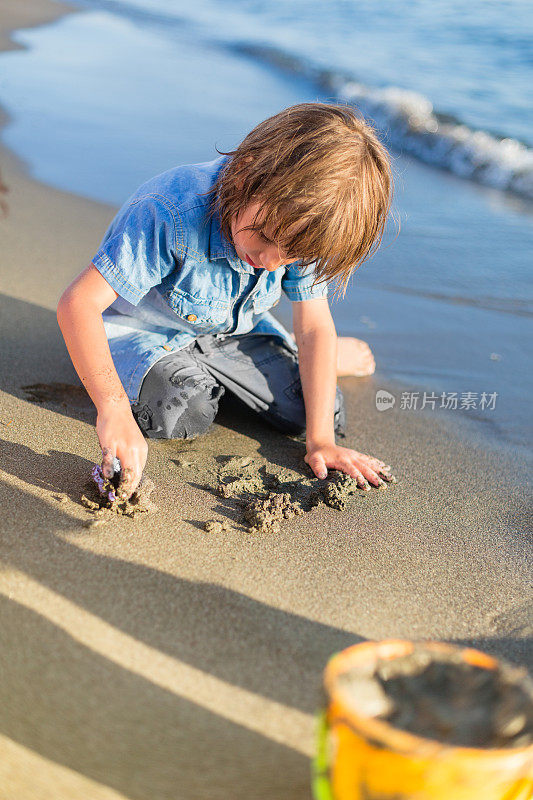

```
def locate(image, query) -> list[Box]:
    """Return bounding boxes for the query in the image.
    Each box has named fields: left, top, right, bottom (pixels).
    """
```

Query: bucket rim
left=324, top=639, right=533, bottom=763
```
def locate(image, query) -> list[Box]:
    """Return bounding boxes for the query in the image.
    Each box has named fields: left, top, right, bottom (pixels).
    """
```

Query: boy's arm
left=292, top=298, right=337, bottom=448
left=292, top=298, right=392, bottom=487
left=57, top=263, right=148, bottom=498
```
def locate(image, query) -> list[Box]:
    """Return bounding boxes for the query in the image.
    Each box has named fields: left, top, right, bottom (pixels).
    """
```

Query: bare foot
left=290, top=333, right=376, bottom=377
left=336, top=336, right=375, bottom=377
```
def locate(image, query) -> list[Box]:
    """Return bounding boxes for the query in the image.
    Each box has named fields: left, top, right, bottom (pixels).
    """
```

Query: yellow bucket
left=313, top=640, right=533, bottom=800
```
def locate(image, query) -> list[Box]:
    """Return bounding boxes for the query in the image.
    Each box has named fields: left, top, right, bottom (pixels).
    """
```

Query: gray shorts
left=131, top=333, right=345, bottom=440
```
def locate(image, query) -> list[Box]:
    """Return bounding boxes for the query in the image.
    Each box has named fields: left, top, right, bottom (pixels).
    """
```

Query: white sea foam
left=335, top=79, right=533, bottom=200
left=235, top=43, right=533, bottom=202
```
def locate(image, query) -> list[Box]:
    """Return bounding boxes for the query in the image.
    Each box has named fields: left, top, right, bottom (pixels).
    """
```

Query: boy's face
left=230, top=202, right=297, bottom=272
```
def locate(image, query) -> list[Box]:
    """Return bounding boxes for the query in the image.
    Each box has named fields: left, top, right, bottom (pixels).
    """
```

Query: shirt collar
left=208, top=208, right=255, bottom=275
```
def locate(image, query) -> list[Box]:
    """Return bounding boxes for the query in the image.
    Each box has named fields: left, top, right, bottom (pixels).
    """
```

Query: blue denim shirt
left=92, top=156, right=328, bottom=404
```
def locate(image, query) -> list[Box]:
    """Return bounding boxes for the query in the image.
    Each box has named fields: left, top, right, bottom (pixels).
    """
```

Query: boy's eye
left=258, top=230, right=299, bottom=263
left=259, top=230, right=290, bottom=253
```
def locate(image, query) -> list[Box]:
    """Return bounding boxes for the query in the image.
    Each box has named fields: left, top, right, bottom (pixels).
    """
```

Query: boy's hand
left=96, top=403, right=148, bottom=500
left=305, top=443, right=395, bottom=488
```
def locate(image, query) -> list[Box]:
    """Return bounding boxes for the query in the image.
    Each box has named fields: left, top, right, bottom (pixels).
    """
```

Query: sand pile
left=79, top=451, right=395, bottom=531
left=81, top=463, right=157, bottom=526
left=191, top=454, right=395, bottom=534
left=241, top=492, right=305, bottom=534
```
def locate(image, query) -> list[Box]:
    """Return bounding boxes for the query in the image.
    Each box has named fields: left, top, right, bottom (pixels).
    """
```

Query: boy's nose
left=260, top=249, right=283, bottom=270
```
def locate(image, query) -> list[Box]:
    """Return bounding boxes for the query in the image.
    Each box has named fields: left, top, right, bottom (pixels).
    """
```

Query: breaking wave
left=235, top=44, right=533, bottom=202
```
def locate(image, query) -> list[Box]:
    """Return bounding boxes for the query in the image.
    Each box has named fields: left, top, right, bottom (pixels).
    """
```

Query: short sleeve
left=281, top=261, right=329, bottom=302
left=91, top=194, right=182, bottom=306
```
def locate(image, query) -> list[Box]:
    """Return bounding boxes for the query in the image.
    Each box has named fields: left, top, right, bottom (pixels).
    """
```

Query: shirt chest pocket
left=166, top=289, right=229, bottom=332
left=253, top=287, right=282, bottom=315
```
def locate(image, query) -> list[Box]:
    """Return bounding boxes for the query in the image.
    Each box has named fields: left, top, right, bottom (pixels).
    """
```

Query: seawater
left=58, top=0, right=533, bottom=199
left=0, top=0, right=531, bottom=454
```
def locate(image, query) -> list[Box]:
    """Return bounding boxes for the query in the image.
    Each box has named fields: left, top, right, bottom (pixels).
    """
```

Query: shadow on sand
left=1, top=294, right=531, bottom=798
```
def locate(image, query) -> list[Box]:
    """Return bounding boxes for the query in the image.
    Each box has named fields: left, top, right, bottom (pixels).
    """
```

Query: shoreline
left=0, top=0, right=117, bottom=313
left=0, top=0, right=76, bottom=53
left=0, top=0, right=77, bottom=171
left=0, top=4, right=531, bottom=798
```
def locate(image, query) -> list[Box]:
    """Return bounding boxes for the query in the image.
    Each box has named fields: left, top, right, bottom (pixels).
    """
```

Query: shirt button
left=186, top=314, right=197, bottom=322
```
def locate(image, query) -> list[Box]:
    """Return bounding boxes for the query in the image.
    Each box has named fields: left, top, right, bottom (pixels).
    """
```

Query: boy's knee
left=134, top=382, right=224, bottom=439
left=132, top=356, right=225, bottom=440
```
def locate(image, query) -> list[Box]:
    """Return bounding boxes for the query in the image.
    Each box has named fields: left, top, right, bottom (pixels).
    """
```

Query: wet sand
left=0, top=2, right=532, bottom=798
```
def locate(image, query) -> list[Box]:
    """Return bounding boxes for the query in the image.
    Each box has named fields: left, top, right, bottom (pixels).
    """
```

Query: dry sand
left=0, top=2, right=532, bottom=798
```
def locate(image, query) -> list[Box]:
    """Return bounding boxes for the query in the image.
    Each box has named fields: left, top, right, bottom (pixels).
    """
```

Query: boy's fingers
left=333, top=450, right=395, bottom=487
left=101, top=446, right=116, bottom=479
left=355, top=474, right=371, bottom=491
left=308, top=454, right=328, bottom=480
left=363, top=457, right=396, bottom=484
left=338, top=458, right=358, bottom=478
left=360, top=454, right=390, bottom=471
left=355, top=463, right=382, bottom=487
left=379, top=469, right=397, bottom=483
left=338, top=461, right=371, bottom=490
left=114, top=446, right=145, bottom=499
left=117, top=463, right=141, bottom=500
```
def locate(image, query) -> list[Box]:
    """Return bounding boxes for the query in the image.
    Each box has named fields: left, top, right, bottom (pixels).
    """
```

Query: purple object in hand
left=91, top=464, right=117, bottom=503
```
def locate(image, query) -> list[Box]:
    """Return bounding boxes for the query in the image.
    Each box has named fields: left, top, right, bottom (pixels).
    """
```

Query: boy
left=57, top=103, right=395, bottom=501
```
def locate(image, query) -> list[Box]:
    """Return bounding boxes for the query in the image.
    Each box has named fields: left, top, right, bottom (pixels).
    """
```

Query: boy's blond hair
left=211, top=102, right=393, bottom=299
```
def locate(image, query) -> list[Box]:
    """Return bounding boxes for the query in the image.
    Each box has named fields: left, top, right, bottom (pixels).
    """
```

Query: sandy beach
left=0, top=1, right=532, bottom=798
